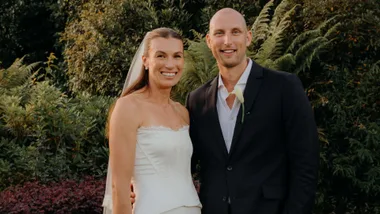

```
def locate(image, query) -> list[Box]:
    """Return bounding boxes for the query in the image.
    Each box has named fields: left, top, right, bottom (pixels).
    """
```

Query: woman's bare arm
left=109, top=96, right=140, bottom=214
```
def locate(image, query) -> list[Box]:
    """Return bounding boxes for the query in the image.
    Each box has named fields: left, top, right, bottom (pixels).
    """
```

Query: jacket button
left=222, top=196, right=227, bottom=201
left=227, top=166, right=232, bottom=171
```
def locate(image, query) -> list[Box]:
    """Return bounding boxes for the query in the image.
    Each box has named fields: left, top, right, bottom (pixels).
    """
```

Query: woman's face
left=143, top=37, right=184, bottom=89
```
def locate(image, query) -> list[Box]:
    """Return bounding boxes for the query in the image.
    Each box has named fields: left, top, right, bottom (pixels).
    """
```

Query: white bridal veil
left=102, top=33, right=148, bottom=214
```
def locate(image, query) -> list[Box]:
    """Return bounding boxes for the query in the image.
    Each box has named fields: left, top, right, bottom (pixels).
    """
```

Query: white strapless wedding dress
left=103, top=125, right=202, bottom=214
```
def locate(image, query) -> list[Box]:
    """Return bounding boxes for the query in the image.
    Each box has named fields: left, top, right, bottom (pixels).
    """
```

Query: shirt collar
left=218, top=58, right=253, bottom=89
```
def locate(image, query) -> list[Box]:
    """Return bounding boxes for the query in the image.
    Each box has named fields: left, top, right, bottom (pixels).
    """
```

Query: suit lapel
left=205, top=76, right=229, bottom=158
left=228, top=61, right=264, bottom=158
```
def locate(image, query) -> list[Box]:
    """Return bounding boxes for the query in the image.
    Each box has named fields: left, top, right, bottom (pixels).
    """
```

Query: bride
left=102, top=27, right=202, bottom=214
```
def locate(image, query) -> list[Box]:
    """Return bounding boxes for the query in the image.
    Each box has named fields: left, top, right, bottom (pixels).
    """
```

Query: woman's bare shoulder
left=172, top=101, right=189, bottom=124
left=116, top=94, right=140, bottom=109
left=112, top=93, right=145, bottom=122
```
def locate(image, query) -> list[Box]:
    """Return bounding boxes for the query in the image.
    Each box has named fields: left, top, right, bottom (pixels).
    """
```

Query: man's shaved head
left=206, top=8, right=252, bottom=69
left=209, top=8, right=248, bottom=32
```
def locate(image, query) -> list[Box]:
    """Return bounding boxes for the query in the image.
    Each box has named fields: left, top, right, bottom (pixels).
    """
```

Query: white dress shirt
left=216, top=59, right=253, bottom=152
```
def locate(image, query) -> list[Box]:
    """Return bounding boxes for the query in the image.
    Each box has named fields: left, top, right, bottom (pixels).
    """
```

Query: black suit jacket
left=186, top=60, right=319, bottom=214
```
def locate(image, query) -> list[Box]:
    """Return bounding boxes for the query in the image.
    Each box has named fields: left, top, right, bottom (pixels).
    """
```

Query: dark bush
left=0, top=176, right=105, bottom=214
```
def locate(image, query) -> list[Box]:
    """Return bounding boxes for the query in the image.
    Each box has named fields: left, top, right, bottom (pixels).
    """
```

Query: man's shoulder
left=253, top=62, right=299, bottom=86
left=248, top=59, right=294, bottom=80
left=185, top=77, right=216, bottom=110
left=189, top=77, right=216, bottom=98
left=263, top=66, right=295, bottom=79
left=258, top=64, right=303, bottom=90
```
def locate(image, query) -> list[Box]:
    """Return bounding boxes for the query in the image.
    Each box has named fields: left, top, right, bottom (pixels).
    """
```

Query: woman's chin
left=149, top=77, right=181, bottom=90
left=160, top=80, right=180, bottom=89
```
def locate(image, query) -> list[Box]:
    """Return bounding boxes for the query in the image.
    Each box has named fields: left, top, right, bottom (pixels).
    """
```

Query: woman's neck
left=144, top=85, right=172, bottom=105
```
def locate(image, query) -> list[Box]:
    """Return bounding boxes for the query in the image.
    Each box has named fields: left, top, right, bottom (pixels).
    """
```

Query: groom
left=185, top=8, right=319, bottom=214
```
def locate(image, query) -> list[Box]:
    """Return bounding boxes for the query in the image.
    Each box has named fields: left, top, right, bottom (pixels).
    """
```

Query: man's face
left=206, top=11, right=252, bottom=68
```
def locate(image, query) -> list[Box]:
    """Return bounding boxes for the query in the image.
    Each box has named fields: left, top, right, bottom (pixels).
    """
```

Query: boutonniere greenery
left=230, top=85, right=245, bottom=123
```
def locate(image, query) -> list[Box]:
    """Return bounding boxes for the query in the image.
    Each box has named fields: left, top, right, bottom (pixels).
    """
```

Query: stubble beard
left=219, top=55, right=244, bottom=69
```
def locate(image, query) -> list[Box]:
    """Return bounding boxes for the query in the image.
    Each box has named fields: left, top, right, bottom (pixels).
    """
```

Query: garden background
left=0, top=0, right=380, bottom=213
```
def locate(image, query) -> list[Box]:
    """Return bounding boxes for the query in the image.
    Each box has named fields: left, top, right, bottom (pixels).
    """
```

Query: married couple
left=102, top=8, right=319, bottom=214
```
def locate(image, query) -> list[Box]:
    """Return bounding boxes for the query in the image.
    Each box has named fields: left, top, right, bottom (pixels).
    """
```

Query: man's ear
left=206, top=34, right=212, bottom=49
left=246, top=30, right=252, bottom=46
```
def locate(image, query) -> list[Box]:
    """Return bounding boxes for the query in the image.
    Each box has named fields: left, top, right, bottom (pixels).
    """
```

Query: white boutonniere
left=230, top=85, right=245, bottom=123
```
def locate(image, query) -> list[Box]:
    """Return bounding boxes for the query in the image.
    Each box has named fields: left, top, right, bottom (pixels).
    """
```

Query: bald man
left=185, top=8, right=319, bottom=214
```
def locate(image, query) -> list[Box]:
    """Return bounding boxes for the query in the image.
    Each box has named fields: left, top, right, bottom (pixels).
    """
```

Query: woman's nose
left=165, top=57, right=175, bottom=69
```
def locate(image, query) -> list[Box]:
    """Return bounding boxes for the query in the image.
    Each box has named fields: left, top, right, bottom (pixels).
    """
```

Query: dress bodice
left=131, top=125, right=201, bottom=214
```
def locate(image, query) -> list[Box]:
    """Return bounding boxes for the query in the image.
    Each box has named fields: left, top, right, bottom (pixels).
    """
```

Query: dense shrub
left=0, top=138, right=39, bottom=191
left=282, top=1, right=380, bottom=213
left=0, top=58, right=112, bottom=189
left=0, top=176, right=105, bottom=214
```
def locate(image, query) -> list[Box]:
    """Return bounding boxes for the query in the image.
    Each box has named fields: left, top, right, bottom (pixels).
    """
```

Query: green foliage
left=0, top=138, right=39, bottom=190
left=251, top=0, right=300, bottom=67
left=198, top=0, right=262, bottom=33
left=285, top=0, right=380, bottom=212
left=0, top=58, right=113, bottom=190
left=61, top=0, right=194, bottom=96
left=312, top=60, right=380, bottom=214
left=249, top=0, right=340, bottom=75
left=289, top=0, right=367, bottom=30
left=0, top=56, right=40, bottom=90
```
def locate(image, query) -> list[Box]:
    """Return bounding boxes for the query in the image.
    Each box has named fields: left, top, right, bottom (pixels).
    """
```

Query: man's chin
left=221, top=61, right=240, bottom=68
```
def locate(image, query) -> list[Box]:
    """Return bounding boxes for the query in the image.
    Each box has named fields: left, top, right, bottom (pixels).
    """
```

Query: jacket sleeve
left=185, top=92, right=200, bottom=175
left=282, top=74, right=320, bottom=214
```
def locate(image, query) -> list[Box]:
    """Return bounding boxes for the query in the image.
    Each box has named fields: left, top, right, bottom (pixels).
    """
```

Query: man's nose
left=223, top=34, right=232, bottom=46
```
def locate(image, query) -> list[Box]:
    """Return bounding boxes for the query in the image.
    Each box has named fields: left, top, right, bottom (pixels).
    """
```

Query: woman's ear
left=142, top=55, right=149, bottom=70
